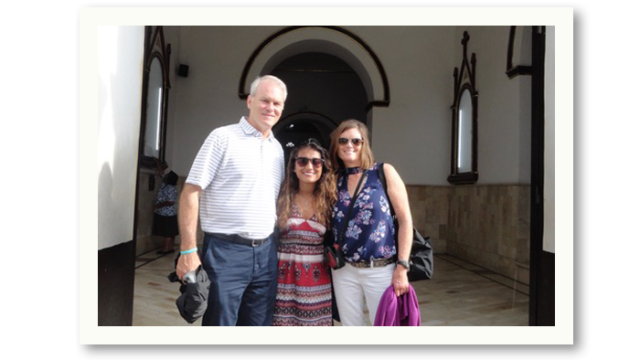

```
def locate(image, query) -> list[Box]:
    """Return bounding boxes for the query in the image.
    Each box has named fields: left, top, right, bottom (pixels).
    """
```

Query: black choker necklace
left=345, top=167, right=361, bottom=175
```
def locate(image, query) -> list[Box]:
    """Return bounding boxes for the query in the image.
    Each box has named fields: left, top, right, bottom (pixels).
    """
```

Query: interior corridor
left=133, top=248, right=529, bottom=326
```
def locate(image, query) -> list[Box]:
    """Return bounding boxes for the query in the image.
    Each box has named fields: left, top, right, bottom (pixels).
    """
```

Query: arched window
left=448, top=31, right=479, bottom=185
left=140, top=26, right=171, bottom=168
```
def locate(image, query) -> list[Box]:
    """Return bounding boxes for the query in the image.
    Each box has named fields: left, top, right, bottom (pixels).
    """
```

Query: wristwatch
left=396, top=259, right=410, bottom=270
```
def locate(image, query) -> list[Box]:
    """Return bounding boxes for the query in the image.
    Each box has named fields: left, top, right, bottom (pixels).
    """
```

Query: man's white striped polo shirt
left=185, top=117, right=284, bottom=239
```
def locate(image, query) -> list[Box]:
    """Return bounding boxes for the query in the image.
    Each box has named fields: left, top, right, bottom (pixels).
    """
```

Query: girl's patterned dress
left=272, top=204, right=332, bottom=326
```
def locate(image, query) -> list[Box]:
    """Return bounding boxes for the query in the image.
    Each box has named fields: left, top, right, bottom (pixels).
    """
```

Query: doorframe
left=529, top=25, right=555, bottom=326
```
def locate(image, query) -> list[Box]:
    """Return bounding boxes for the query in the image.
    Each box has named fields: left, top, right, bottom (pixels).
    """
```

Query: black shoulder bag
left=325, top=170, right=366, bottom=270
left=378, top=163, right=434, bottom=281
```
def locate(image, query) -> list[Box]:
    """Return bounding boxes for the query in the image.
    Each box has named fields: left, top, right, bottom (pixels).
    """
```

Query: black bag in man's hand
left=168, top=254, right=210, bottom=324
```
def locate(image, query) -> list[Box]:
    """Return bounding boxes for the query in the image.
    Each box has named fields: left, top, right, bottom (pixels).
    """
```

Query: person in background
left=273, top=138, right=336, bottom=326
left=328, top=119, right=413, bottom=326
left=176, top=75, right=287, bottom=326
left=153, top=163, right=180, bottom=255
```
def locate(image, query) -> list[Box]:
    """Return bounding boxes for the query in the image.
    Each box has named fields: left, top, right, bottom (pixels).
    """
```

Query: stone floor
left=133, top=249, right=529, bottom=326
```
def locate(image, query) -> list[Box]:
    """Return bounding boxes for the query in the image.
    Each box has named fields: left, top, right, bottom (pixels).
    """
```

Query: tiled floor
left=133, top=249, right=529, bottom=326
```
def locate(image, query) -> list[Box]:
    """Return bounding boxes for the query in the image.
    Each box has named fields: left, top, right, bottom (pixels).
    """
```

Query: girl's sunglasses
left=338, top=138, right=364, bottom=146
left=295, top=157, right=324, bottom=168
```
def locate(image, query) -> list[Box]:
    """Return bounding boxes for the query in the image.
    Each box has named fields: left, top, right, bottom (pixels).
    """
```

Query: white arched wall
left=241, top=27, right=387, bottom=108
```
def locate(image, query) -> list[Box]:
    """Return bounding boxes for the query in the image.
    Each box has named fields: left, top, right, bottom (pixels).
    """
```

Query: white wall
left=165, top=26, right=530, bottom=187
left=456, top=26, right=531, bottom=185
left=365, top=26, right=454, bottom=185
left=168, top=26, right=284, bottom=177
left=98, top=26, right=144, bottom=250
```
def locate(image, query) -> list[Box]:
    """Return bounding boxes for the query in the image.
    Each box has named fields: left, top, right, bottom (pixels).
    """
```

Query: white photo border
left=80, top=6, right=573, bottom=345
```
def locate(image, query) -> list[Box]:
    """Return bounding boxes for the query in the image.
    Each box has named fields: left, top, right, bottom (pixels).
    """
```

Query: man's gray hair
left=249, top=75, right=288, bottom=101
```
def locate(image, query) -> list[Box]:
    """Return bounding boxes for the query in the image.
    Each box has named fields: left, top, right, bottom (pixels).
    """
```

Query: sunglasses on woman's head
left=338, top=138, right=363, bottom=146
left=295, top=157, right=324, bottom=168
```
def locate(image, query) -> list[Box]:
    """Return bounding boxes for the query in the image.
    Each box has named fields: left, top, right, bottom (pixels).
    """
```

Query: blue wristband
left=180, top=247, right=198, bottom=255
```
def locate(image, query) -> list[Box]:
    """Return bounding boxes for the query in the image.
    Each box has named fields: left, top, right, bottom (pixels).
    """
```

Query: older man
left=177, top=75, right=287, bottom=326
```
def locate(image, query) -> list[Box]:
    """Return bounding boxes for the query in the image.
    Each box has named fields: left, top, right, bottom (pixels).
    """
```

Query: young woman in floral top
left=329, top=119, right=413, bottom=326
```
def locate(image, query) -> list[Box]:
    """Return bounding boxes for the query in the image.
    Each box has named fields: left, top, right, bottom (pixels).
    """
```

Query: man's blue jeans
left=200, top=233, right=278, bottom=326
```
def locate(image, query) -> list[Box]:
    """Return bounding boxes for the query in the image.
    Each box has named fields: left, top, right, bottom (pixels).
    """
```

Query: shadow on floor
left=133, top=251, right=529, bottom=326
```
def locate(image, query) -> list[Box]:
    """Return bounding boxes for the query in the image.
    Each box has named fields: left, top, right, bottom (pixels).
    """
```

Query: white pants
left=331, top=263, right=394, bottom=326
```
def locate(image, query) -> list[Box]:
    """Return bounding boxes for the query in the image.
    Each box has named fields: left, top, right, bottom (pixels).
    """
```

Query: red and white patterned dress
left=272, top=204, right=332, bottom=326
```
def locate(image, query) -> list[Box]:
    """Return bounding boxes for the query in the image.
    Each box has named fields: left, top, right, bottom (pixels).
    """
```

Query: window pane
left=144, top=58, right=163, bottom=158
left=457, top=90, right=473, bottom=173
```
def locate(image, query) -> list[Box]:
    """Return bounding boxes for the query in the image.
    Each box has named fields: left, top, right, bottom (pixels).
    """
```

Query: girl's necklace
left=296, top=194, right=313, bottom=212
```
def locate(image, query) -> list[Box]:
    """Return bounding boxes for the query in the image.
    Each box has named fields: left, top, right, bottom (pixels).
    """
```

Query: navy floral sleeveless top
left=331, top=163, right=396, bottom=262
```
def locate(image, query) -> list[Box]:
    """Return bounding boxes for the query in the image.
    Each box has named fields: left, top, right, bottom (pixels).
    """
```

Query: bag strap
left=337, top=170, right=367, bottom=247
left=377, top=163, right=401, bottom=261
left=377, top=163, right=396, bottom=219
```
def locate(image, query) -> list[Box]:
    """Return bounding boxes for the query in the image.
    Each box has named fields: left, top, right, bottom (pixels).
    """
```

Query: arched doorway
left=270, top=52, right=368, bottom=161
left=238, top=26, right=390, bottom=130
left=273, top=112, right=336, bottom=163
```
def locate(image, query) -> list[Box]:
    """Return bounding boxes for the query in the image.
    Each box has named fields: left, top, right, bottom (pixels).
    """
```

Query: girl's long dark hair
left=276, top=138, right=337, bottom=230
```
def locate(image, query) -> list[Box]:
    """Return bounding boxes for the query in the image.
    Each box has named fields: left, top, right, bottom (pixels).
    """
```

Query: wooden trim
left=365, top=100, right=390, bottom=112
left=529, top=26, right=550, bottom=326
left=507, top=26, right=516, bottom=70
left=238, top=26, right=390, bottom=109
left=506, top=65, right=533, bottom=79
left=448, top=31, right=479, bottom=185
left=506, top=26, right=533, bottom=79
left=447, top=172, right=478, bottom=185
left=139, top=26, right=171, bottom=169
left=537, top=251, right=555, bottom=325
left=138, top=26, right=152, bottom=167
